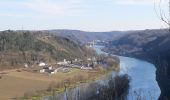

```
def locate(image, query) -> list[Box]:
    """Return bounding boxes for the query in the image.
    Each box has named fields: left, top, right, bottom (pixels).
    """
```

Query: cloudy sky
left=0, top=0, right=168, bottom=31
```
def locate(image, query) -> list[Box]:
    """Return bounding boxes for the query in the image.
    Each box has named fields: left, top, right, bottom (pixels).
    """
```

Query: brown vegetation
left=0, top=67, right=108, bottom=100
left=0, top=30, right=91, bottom=70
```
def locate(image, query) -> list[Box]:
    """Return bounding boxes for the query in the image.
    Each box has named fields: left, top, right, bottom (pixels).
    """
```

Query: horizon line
left=0, top=28, right=167, bottom=33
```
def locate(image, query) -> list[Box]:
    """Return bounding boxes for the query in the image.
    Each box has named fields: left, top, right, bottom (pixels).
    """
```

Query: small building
left=75, top=59, right=78, bottom=62
left=24, top=63, right=28, bottom=68
left=64, top=59, right=67, bottom=63
left=49, top=66, right=53, bottom=70
left=57, top=59, right=69, bottom=65
left=39, top=62, right=47, bottom=67
left=50, top=72, right=55, bottom=74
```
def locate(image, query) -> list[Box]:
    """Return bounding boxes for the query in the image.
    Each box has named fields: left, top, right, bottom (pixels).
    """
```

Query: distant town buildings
left=38, top=57, right=99, bottom=74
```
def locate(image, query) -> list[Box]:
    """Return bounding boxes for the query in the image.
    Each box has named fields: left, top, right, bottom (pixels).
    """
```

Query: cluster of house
left=39, top=57, right=98, bottom=74
left=39, top=62, right=70, bottom=74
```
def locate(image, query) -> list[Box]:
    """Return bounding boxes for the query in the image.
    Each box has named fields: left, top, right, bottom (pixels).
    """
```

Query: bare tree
left=155, top=0, right=170, bottom=32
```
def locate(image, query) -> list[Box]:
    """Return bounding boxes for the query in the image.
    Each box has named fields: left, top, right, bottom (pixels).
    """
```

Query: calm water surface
left=94, top=45, right=160, bottom=100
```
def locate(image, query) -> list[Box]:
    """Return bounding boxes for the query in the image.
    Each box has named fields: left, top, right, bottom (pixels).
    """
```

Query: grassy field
left=0, top=68, right=101, bottom=100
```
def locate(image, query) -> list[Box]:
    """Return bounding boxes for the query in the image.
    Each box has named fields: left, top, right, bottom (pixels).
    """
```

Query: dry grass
left=0, top=68, right=103, bottom=100
left=0, top=71, right=49, bottom=100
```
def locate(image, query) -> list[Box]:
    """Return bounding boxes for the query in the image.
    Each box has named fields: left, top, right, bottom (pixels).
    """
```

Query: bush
left=88, top=74, right=130, bottom=100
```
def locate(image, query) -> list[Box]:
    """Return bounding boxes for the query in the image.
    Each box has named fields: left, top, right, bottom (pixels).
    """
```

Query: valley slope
left=0, top=30, right=90, bottom=70
left=45, top=29, right=125, bottom=44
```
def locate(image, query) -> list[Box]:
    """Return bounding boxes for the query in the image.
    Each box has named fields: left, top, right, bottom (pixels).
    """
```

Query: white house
left=39, top=62, right=47, bottom=67
left=49, top=66, right=53, bottom=70
left=64, top=59, right=67, bottom=63
left=24, top=63, right=28, bottom=68
left=75, top=59, right=78, bottom=62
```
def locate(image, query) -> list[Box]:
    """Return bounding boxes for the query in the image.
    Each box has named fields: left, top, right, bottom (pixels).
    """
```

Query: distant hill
left=45, top=29, right=126, bottom=44
left=104, top=29, right=170, bottom=56
left=0, top=30, right=91, bottom=70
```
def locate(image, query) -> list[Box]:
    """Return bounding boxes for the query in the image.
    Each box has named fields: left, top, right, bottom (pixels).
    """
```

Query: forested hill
left=45, top=29, right=126, bottom=44
left=0, top=30, right=91, bottom=70
left=104, top=29, right=169, bottom=57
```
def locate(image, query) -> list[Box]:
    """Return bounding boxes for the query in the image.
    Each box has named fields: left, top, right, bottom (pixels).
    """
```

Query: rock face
left=104, top=29, right=170, bottom=100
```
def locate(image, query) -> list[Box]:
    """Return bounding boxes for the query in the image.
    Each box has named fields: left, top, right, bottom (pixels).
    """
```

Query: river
left=44, top=45, right=161, bottom=100
left=94, top=45, right=161, bottom=100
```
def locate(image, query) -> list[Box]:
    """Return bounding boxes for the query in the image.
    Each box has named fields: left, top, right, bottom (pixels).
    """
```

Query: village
left=34, top=56, right=104, bottom=75
left=22, top=51, right=119, bottom=75
left=0, top=43, right=119, bottom=100
left=30, top=40, right=120, bottom=75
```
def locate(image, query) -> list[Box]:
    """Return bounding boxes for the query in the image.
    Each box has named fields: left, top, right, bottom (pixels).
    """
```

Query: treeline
left=96, top=54, right=120, bottom=71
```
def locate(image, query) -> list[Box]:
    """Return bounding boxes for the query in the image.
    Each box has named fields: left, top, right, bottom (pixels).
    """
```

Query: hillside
left=0, top=30, right=90, bottom=70
left=104, top=29, right=169, bottom=56
left=103, top=29, right=170, bottom=100
left=45, top=29, right=126, bottom=44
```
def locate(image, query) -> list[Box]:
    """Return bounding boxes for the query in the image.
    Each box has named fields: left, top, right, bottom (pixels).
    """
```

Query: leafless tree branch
left=154, top=0, right=170, bottom=32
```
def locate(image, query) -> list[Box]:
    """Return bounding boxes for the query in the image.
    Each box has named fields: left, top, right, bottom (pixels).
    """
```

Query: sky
left=0, top=0, right=169, bottom=31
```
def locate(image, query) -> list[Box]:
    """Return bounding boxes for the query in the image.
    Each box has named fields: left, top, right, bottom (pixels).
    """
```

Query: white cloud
left=23, top=0, right=66, bottom=15
left=22, top=0, right=87, bottom=16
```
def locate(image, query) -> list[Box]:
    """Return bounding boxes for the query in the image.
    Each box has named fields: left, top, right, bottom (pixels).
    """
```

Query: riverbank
left=125, top=54, right=170, bottom=100
left=108, top=51, right=169, bottom=100
left=96, top=45, right=160, bottom=99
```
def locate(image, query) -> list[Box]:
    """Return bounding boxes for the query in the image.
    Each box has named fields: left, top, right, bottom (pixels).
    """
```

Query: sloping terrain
left=104, top=29, right=169, bottom=56
left=46, top=29, right=126, bottom=44
left=0, top=30, right=88, bottom=70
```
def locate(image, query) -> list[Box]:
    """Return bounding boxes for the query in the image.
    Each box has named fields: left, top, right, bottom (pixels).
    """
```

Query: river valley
left=44, top=45, right=160, bottom=100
